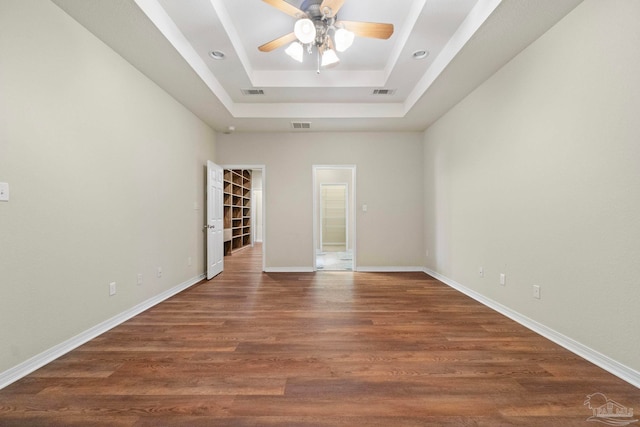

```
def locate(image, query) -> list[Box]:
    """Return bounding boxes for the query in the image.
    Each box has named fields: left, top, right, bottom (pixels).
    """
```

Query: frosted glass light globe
left=294, top=18, right=316, bottom=44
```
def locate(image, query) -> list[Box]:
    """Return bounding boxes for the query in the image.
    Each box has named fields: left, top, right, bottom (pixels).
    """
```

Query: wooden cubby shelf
left=223, top=169, right=251, bottom=255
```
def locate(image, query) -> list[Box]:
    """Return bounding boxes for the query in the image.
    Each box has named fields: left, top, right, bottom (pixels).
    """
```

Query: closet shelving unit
left=223, top=169, right=251, bottom=255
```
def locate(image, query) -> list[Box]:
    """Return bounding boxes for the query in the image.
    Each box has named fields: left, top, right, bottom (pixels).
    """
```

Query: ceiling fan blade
left=262, top=0, right=307, bottom=18
left=320, top=0, right=345, bottom=17
left=258, top=32, right=297, bottom=52
left=338, top=21, right=394, bottom=39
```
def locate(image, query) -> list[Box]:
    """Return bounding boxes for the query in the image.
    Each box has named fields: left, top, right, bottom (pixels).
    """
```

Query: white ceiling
left=51, top=0, right=583, bottom=133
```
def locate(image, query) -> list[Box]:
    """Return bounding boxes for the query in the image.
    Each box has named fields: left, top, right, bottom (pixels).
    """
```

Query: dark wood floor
left=1, top=244, right=638, bottom=426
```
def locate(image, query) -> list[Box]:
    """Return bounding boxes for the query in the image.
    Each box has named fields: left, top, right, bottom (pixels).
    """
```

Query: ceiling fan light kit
left=285, top=41, right=304, bottom=62
left=321, top=48, right=340, bottom=67
left=334, top=27, right=355, bottom=52
left=260, top=0, right=394, bottom=73
left=294, top=18, right=317, bottom=44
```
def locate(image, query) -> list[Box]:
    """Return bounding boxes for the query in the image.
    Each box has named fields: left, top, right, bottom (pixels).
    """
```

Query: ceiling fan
left=258, top=0, right=394, bottom=71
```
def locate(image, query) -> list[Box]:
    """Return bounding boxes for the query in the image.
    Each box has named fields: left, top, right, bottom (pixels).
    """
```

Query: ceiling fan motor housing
left=300, top=0, right=323, bottom=18
left=300, top=0, right=336, bottom=46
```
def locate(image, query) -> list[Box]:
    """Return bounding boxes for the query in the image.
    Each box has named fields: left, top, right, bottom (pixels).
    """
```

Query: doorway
left=222, top=164, right=266, bottom=272
left=313, top=166, right=356, bottom=271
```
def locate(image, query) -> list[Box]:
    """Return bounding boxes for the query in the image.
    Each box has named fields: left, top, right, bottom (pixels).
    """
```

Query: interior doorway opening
left=313, top=166, right=356, bottom=271
left=222, top=165, right=266, bottom=272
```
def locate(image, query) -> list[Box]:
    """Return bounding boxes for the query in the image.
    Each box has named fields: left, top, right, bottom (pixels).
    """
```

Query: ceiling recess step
left=291, top=122, right=311, bottom=130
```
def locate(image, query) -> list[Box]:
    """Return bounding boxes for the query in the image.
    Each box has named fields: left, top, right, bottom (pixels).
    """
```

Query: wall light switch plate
left=0, top=182, right=9, bottom=201
left=533, top=285, right=541, bottom=299
left=500, top=273, right=506, bottom=286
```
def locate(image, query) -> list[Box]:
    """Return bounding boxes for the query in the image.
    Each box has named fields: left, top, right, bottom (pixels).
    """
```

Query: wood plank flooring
left=1, top=244, right=638, bottom=426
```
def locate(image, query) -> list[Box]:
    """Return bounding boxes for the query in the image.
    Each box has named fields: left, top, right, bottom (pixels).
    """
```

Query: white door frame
left=222, top=164, right=267, bottom=272
left=312, top=165, right=356, bottom=271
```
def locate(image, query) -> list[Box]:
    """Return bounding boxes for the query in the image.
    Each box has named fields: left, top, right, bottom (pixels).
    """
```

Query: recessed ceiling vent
left=372, top=89, right=396, bottom=95
left=241, top=88, right=265, bottom=96
left=291, top=121, right=311, bottom=130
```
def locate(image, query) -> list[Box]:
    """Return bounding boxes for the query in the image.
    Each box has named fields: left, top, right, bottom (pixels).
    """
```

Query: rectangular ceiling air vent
left=372, top=89, right=396, bottom=95
left=241, top=88, right=265, bottom=96
left=291, top=121, right=311, bottom=130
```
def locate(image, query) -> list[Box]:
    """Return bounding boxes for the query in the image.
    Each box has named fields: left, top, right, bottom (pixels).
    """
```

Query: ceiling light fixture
left=294, top=18, right=317, bottom=44
left=286, top=15, right=353, bottom=73
left=260, top=0, right=394, bottom=75
left=208, top=50, right=226, bottom=60
left=285, top=42, right=304, bottom=63
left=321, top=48, right=340, bottom=67
left=412, top=50, right=429, bottom=60
left=282, top=4, right=356, bottom=73
left=334, top=27, right=355, bottom=52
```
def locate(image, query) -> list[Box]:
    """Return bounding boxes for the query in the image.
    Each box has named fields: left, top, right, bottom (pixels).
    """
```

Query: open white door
left=207, top=161, right=224, bottom=279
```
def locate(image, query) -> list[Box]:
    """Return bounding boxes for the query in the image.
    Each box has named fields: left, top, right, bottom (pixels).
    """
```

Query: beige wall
left=216, top=132, right=424, bottom=270
left=0, top=0, right=216, bottom=373
left=423, top=0, right=640, bottom=371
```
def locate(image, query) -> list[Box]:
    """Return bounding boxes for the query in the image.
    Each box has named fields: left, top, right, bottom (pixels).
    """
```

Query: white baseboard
left=0, top=273, right=206, bottom=390
left=424, top=268, right=640, bottom=389
left=265, top=267, right=315, bottom=273
left=357, top=266, right=425, bottom=272
left=265, top=266, right=425, bottom=273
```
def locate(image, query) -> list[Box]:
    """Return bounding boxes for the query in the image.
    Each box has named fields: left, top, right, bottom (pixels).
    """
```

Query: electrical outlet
left=533, top=285, right=541, bottom=299
left=157, top=267, right=162, bottom=278
left=137, top=274, right=143, bottom=286
left=500, top=273, right=506, bottom=286
left=109, top=282, right=116, bottom=296
left=479, top=267, right=484, bottom=278
left=188, top=257, right=192, bottom=266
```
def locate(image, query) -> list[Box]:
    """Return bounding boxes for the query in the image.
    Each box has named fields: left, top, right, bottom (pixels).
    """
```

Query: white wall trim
left=357, top=266, right=425, bottom=272
left=0, top=273, right=205, bottom=390
left=272, top=266, right=425, bottom=273
left=424, top=268, right=640, bottom=389
left=264, top=267, right=315, bottom=273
